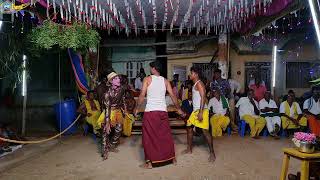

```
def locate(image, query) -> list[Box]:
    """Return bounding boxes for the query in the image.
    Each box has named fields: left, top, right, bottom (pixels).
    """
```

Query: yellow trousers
left=281, top=116, right=307, bottom=129
left=123, top=114, right=134, bottom=136
left=86, top=111, right=101, bottom=134
left=210, top=114, right=230, bottom=137
left=242, top=115, right=266, bottom=137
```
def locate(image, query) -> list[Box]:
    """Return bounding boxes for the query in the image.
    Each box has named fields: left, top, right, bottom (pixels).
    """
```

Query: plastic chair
left=238, top=119, right=269, bottom=137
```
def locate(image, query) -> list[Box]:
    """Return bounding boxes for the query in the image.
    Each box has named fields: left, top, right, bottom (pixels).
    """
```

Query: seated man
left=77, top=91, right=102, bottom=135
left=181, top=91, right=193, bottom=116
left=280, top=91, right=307, bottom=131
left=303, top=86, right=320, bottom=137
left=236, top=89, right=266, bottom=138
left=259, top=91, right=281, bottom=138
left=208, top=88, right=230, bottom=137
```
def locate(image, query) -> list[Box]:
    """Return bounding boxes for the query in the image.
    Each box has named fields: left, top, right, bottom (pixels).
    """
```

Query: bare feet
left=252, top=136, right=261, bottom=139
left=139, top=162, right=152, bottom=169
left=181, top=149, right=192, bottom=154
left=208, top=153, right=216, bottom=163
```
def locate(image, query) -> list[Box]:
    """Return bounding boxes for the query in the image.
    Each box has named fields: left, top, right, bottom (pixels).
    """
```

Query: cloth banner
left=68, top=48, right=90, bottom=94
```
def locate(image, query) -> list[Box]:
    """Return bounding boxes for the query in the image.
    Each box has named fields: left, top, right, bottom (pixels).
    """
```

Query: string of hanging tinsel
left=44, top=0, right=275, bottom=35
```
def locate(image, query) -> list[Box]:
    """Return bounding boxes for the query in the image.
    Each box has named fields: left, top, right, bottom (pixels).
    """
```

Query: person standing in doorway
left=182, top=66, right=216, bottom=163
left=249, top=77, right=267, bottom=102
left=134, top=72, right=143, bottom=90
left=135, top=61, right=185, bottom=169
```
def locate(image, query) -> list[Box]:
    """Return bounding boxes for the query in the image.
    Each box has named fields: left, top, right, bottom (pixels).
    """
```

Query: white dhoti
left=265, top=116, right=281, bottom=133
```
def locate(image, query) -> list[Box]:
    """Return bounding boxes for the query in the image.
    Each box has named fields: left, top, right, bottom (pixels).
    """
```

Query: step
left=133, top=119, right=185, bottom=127
left=131, top=129, right=186, bottom=135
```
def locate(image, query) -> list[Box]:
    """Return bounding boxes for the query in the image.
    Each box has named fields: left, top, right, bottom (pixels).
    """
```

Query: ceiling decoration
left=39, top=0, right=287, bottom=35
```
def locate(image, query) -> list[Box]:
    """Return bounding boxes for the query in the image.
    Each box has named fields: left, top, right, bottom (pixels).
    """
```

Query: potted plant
left=292, top=132, right=317, bottom=153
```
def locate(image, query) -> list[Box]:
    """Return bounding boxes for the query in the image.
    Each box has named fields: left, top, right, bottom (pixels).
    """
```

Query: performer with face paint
left=101, top=71, right=127, bottom=160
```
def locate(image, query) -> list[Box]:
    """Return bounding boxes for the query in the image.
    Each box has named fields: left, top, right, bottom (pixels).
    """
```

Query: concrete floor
left=0, top=134, right=301, bottom=180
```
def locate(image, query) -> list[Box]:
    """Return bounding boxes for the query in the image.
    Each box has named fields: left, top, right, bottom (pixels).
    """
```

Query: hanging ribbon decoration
left=41, top=0, right=277, bottom=35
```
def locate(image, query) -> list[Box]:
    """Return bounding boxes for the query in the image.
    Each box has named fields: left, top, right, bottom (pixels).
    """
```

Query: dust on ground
left=0, top=134, right=300, bottom=180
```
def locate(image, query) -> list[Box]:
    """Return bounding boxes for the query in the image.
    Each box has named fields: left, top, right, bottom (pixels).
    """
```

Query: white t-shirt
left=208, top=97, right=229, bottom=115
left=236, top=97, right=259, bottom=118
left=259, top=98, right=278, bottom=114
left=134, top=78, right=142, bottom=90
left=303, top=97, right=320, bottom=115
left=280, top=101, right=302, bottom=117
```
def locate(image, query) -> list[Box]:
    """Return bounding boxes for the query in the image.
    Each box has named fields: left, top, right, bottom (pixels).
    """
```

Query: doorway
left=245, top=62, right=271, bottom=90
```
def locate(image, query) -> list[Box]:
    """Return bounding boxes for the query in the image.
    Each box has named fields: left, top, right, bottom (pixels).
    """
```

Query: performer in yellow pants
left=210, top=115, right=230, bottom=137
left=187, top=109, right=210, bottom=130
left=242, top=115, right=266, bottom=137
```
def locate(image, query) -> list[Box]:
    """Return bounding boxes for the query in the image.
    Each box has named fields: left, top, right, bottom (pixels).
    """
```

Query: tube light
left=308, top=0, right=320, bottom=47
left=22, top=55, right=27, bottom=96
left=272, top=46, right=277, bottom=88
left=0, top=21, right=2, bottom=31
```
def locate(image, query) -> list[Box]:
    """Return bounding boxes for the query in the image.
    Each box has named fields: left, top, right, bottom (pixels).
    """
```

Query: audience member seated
left=280, top=91, right=307, bottom=132
left=236, top=89, right=266, bottom=138
left=303, top=86, right=320, bottom=137
left=249, top=77, right=267, bottom=102
left=181, top=80, right=193, bottom=101
left=77, top=91, right=102, bottom=135
left=181, top=91, right=193, bottom=116
left=259, top=91, right=281, bottom=138
left=208, top=88, right=230, bottom=137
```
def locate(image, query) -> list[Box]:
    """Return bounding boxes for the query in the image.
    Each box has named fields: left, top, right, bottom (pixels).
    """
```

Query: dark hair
left=149, top=61, right=161, bottom=72
left=190, top=66, right=202, bottom=77
left=214, top=69, right=222, bottom=74
left=173, top=74, right=179, bottom=77
left=312, top=85, right=320, bottom=92
left=288, top=90, right=295, bottom=94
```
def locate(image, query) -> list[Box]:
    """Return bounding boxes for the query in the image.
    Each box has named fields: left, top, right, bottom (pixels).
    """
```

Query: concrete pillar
left=218, top=33, right=228, bottom=79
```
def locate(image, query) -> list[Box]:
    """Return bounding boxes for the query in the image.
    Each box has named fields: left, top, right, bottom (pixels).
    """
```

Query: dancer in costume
left=135, top=61, right=185, bottom=169
left=101, top=71, right=127, bottom=160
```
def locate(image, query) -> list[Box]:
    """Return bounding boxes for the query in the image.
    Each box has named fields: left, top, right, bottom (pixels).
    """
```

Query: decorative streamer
left=60, top=5, right=64, bottom=19
left=46, top=0, right=49, bottom=19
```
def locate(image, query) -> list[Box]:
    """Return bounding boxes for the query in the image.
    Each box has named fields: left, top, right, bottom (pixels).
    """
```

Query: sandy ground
left=0, top=134, right=301, bottom=180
